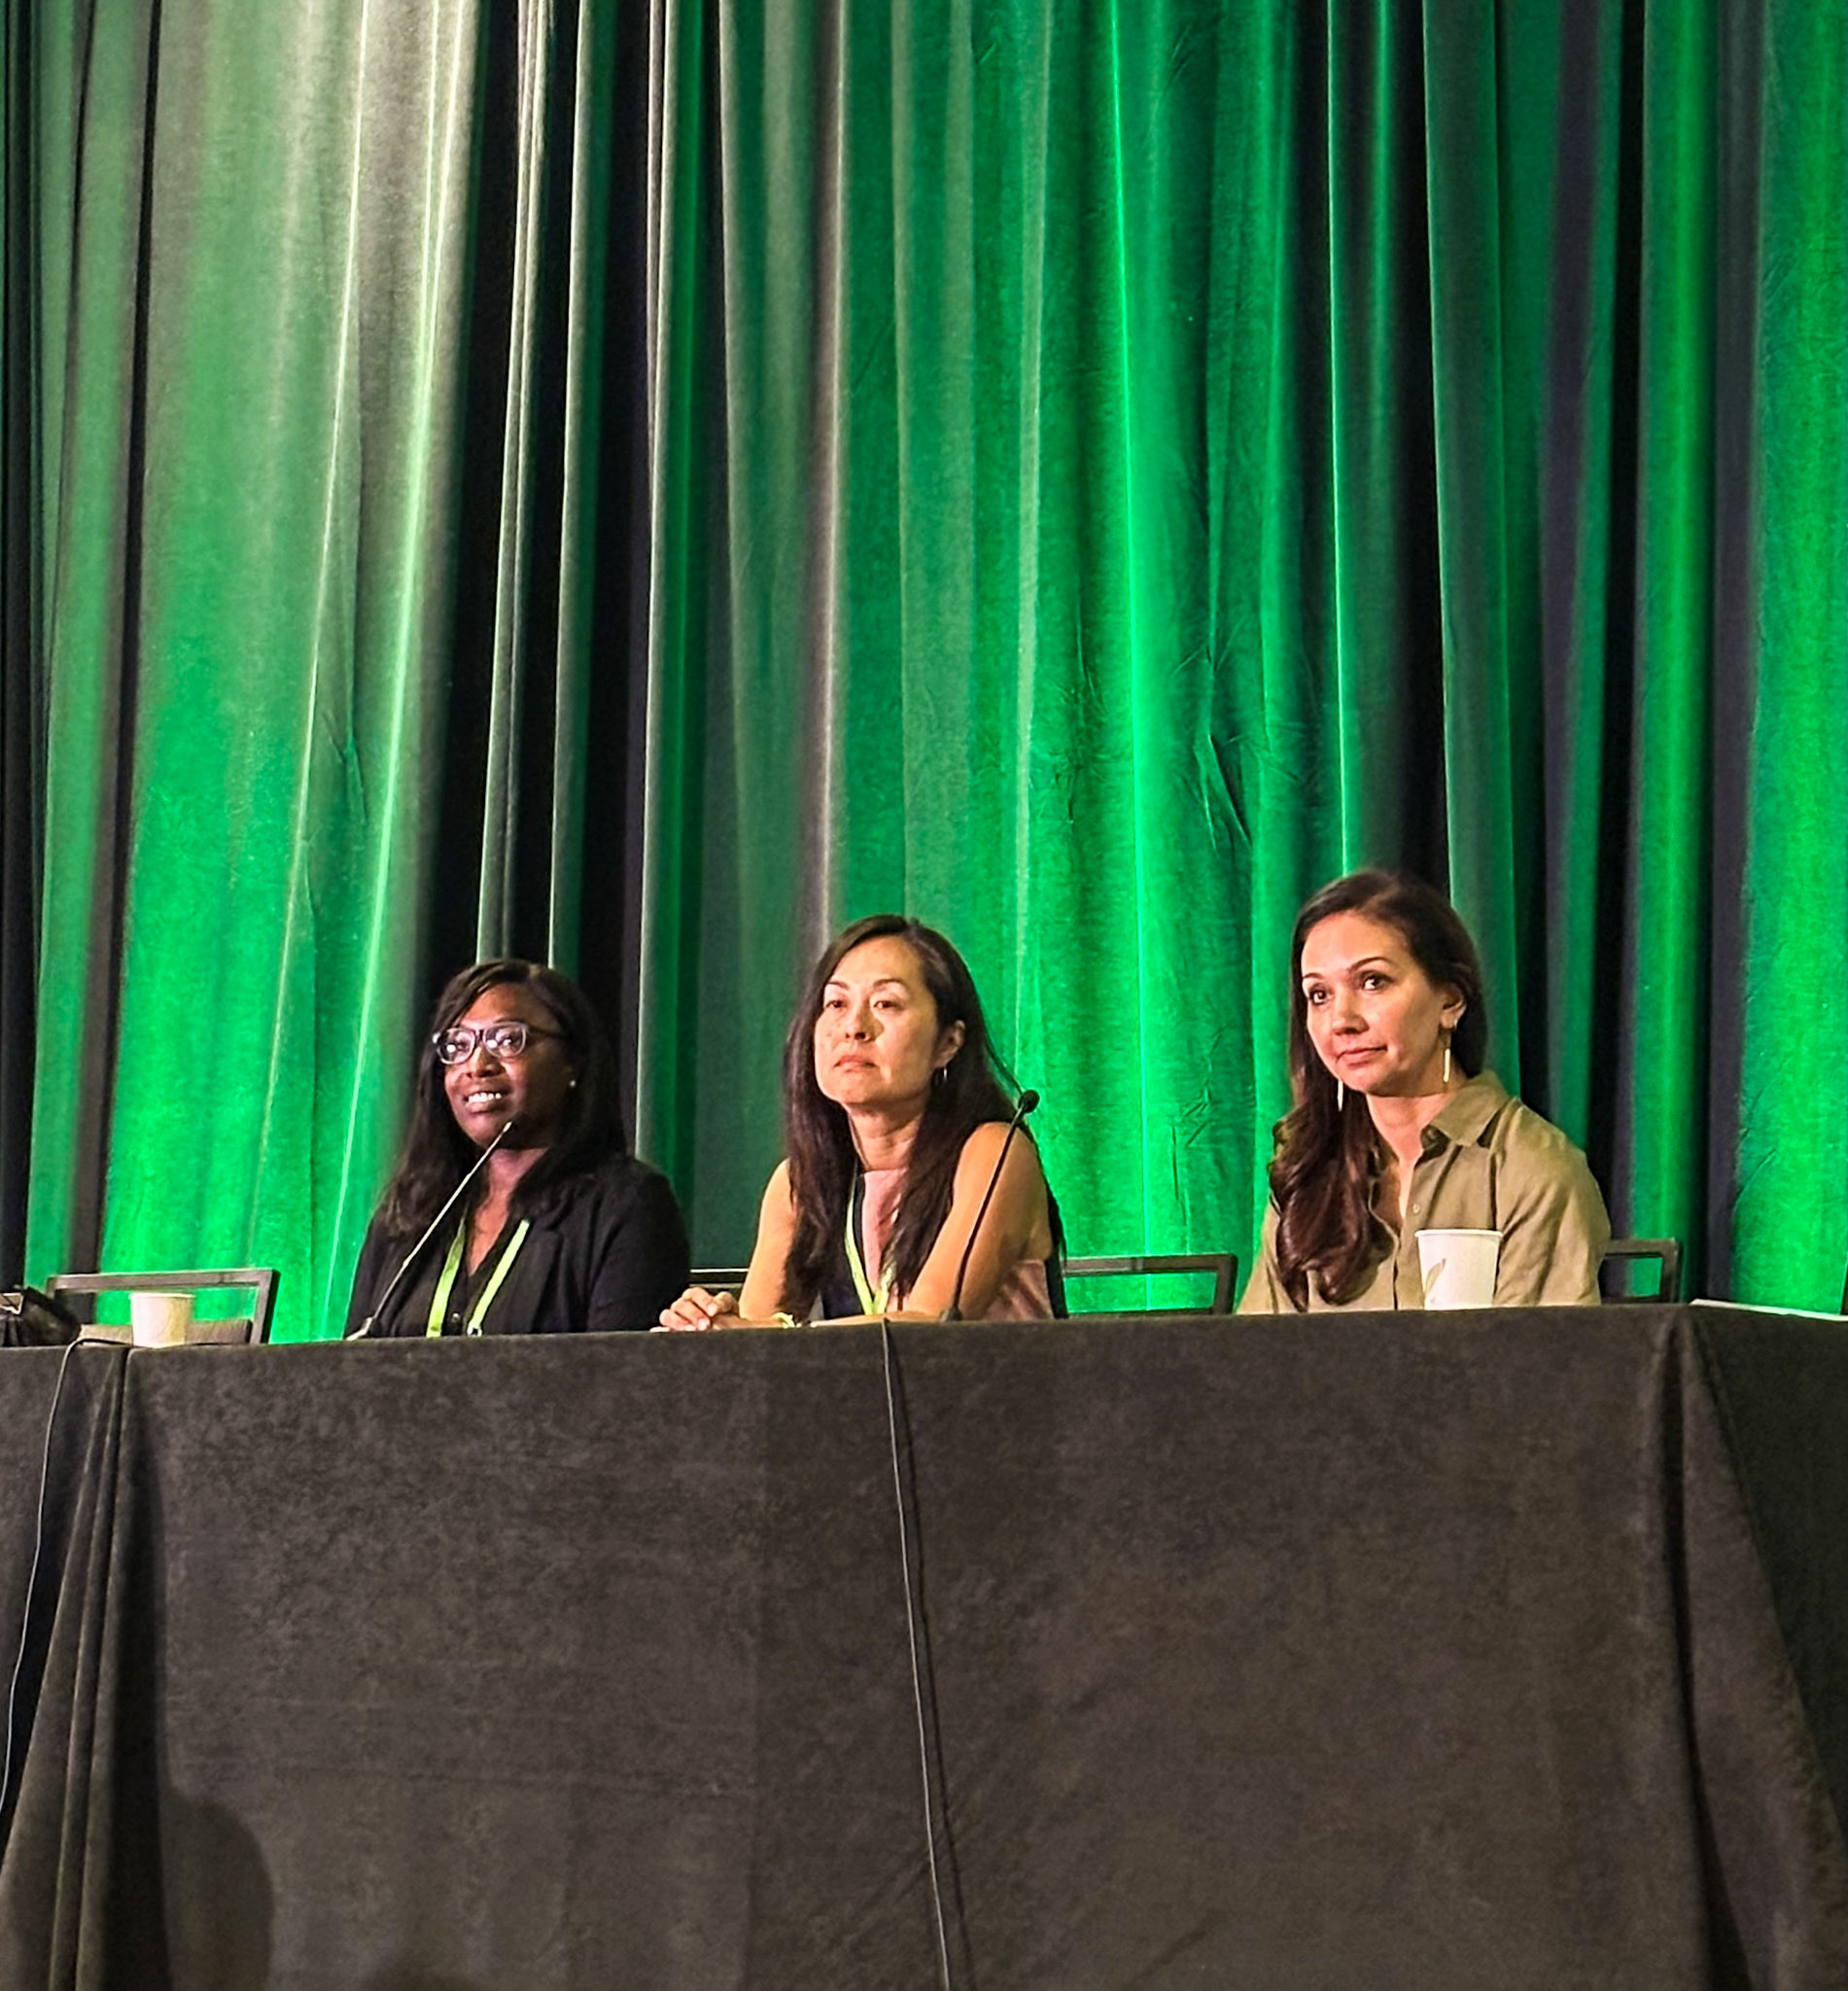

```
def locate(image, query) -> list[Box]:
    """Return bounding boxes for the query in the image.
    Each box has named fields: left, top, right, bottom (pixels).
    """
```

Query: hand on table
left=655, top=1286, right=741, bottom=1332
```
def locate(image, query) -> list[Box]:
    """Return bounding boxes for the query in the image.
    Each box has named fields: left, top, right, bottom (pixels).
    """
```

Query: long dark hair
left=378, top=959, right=627, bottom=1237
left=1270, top=870, right=1487, bottom=1309
left=780, top=915, right=1021, bottom=1314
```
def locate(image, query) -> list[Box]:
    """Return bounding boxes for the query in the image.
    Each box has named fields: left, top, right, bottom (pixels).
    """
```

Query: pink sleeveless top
left=858, top=1166, right=1053, bottom=1320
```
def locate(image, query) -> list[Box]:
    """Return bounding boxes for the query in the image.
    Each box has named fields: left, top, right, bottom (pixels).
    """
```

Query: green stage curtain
left=3, top=0, right=636, bottom=1333
left=635, top=0, right=1847, bottom=1308
left=3, top=0, right=1844, bottom=1335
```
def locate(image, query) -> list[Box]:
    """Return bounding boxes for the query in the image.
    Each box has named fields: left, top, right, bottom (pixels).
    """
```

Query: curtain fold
left=0, top=0, right=52, bottom=1281
left=1722, top=0, right=1848, bottom=1301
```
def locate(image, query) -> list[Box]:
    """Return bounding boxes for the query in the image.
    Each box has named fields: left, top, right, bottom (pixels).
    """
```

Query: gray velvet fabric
left=0, top=1310, right=1843, bottom=1989
left=0, top=1346, right=131, bottom=1985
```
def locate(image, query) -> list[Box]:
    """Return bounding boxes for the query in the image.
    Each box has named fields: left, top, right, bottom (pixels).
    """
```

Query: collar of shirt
left=1376, top=1071, right=1512, bottom=1306
left=1418, top=1069, right=1511, bottom=1155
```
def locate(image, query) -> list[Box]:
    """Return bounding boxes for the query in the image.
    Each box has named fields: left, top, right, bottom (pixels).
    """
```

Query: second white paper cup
left=1415, top=1230, right=1501, bottom=1310
left=129, top=1290, right=194, bottom=1346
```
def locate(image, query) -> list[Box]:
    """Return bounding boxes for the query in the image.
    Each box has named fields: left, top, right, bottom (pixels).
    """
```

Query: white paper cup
left=130, top=1290, right=194, bottom=1347
left=1415, top=1230, right=1501, bottom=1310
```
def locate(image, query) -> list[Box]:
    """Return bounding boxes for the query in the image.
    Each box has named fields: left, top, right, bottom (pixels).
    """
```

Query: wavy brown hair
left=1270, top=870, right=1487, bottom=1309
left=779, top=915, right=1024, bottom=1315
left=379, top=959, right=626, bottom=1237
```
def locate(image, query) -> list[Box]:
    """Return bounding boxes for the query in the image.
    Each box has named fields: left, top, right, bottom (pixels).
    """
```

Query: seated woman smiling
left=658, top=915, right=1061, bottom=1327
left=345, top=960, right=688, bottom=1336
left=1239, top=870, right=1609, bottom=1311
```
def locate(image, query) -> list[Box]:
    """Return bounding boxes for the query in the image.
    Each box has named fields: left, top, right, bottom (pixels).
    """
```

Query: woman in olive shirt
left=1239, top=870, right=1609, bottom=1311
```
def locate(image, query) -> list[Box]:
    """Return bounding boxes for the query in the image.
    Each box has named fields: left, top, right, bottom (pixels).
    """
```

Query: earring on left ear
left=1442, top=1031, right=1452, bottom=1087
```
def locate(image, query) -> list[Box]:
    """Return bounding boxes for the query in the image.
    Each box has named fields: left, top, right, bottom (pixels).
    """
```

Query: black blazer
left=344, top=1153, right=690, bottom=1337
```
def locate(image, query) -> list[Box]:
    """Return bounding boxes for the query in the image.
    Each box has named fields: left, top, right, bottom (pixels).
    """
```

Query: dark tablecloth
left=0, top=1307, right=1843, bottom=1989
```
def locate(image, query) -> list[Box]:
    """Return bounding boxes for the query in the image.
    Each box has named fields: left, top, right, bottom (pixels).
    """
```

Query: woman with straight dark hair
left=344, top=959, right=688, bottom=1336
left=1239, top=870, right=1609, bottom=1311
left=658, top=914, right=1061, bottom=1327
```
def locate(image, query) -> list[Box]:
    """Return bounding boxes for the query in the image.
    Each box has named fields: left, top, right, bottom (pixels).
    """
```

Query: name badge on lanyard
left=843, top=1176, right=892, bottom=1316
left=427, top=1219, right=531, bottom=1338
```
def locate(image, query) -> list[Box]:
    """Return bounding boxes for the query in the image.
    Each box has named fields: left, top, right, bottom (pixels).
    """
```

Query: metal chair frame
left=690, top=1268, right=750, bottom=1293
left=1063, top=1252, right=1238, bottom=1316
left=692, top=1252, right=1239, bottom=1316
left=46, top=1267, right=281, bottom=1344
left=1597, top=1238, right=1681, bottom=1304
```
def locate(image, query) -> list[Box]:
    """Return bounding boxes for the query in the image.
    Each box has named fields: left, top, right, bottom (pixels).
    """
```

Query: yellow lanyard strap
left=843, top=1177, right=893, bottom=1316
left=426, top=1219, right=531, bottom=1338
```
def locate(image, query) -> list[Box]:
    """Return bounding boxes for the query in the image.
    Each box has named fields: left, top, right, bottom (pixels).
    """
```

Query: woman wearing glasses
left=343, top=959, right=689, bottom=1336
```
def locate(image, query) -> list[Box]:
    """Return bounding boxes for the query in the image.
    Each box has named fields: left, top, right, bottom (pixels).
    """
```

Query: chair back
left=696, top=1258, right=1238, bottom=1316
left=690, top=1267, right=750, bottom=1295
left=1598, top=1239, right=1681, bottom=1303
left=45, top=1268, right=280, bottom=1344
left=1063, top=1253, right=1238, bottom=1316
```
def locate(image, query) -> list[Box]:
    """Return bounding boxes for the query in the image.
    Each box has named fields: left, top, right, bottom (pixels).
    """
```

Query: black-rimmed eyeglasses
left=433, top=1022, right=565, bottom=1065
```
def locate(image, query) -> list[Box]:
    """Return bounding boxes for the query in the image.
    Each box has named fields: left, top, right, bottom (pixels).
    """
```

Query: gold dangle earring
left=1336, top=1077, right=1344, bottom=1113
left=1442, top=1030, right=1452, bottom=1087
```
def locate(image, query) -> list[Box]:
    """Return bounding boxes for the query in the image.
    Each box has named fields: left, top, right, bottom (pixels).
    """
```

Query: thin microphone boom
left=348, top=1118, right=516, bottom=1340
left=942, top=1090, right=1039, bottom=1324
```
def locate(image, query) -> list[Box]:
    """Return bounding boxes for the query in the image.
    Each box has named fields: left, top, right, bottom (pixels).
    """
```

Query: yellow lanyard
left=426, top=1218, right=531, bottom=1338
left=843, top=1179, right=892, bottom=1316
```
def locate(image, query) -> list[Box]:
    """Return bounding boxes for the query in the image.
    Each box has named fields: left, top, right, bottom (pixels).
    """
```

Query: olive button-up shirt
left=1239, top=1071, right=1611, bottom=1311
